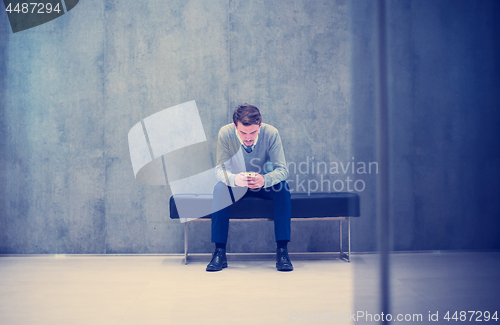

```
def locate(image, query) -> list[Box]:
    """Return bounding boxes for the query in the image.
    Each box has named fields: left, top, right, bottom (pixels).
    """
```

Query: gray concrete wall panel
left=1, top=0, right=498, bottom=253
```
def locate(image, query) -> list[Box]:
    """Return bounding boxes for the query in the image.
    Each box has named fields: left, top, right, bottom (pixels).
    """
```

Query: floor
left=352, top=252, right=500, bottom=324
left=0, top=252, right=498, bottom=325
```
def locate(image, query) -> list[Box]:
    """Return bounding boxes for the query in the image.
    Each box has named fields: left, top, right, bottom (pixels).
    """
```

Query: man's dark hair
left=233, top=104, right=262, bottom=126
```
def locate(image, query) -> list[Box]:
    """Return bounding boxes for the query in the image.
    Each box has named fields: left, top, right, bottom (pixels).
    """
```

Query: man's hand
left=247, top=173, right=265, bottom=189
left=234, top=173, right=249, bottom=187
left=234, top=172, right=265, bottom=189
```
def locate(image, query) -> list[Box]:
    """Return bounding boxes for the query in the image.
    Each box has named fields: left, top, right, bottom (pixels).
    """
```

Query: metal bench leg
left=339, top=219, right=343, bottom=255
left=348, top=217, right=351, bottom=262
left=340, top=218, right=350, bottom=262
left=184, top=222, right=188, bottom=265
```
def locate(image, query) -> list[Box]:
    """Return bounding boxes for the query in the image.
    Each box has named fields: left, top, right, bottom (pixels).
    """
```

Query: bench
left=169, top=192, right=360, bottom=263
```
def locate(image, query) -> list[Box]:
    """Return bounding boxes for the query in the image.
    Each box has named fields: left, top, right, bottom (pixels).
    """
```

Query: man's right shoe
left=276, top=247, right=294, bottom=271
left=206, top=248, right=227, bottom=272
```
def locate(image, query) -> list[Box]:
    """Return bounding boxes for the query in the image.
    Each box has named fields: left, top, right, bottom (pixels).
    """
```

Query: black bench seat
left=169, top=192, right=360, bottom=263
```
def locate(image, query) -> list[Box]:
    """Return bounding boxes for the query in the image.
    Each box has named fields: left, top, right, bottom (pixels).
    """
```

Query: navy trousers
left=211, top=181, right=291, bottom=244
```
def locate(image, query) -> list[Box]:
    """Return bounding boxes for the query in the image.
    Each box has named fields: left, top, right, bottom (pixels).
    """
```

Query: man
left=207, top=104, right=293, bottom=272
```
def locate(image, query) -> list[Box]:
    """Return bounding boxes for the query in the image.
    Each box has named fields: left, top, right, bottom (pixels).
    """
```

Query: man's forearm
left=263, top=165, right=288, bottom=188
left=215, top=164, right=237, bottom=187
left=263, top=130, right=288, bottom=188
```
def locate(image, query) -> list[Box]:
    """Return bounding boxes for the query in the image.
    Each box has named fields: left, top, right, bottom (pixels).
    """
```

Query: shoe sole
left=206, top=262, right=228, bottom=272
left=276, top=264, right=293, bottom=271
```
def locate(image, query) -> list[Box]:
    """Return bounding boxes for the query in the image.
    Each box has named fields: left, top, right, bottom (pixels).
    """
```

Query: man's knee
left=213, top=181, right=229, bottom=194
left=270, top=181, right=291, bottom=197
left=212, top=181, right=235, bottom=214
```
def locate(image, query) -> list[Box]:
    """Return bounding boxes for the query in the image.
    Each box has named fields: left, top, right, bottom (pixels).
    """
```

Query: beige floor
left=2, top=252, right=499, bottom=325
left=0, top=254, right=354, bottom=325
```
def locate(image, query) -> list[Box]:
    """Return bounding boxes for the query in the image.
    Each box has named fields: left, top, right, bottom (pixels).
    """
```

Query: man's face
left=235, top=121, right=261, bottom=147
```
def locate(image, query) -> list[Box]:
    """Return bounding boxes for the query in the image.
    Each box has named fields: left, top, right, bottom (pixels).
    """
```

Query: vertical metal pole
left=184, top=222, right=188, bottom=265
left=376, top=0, right=391, bottom=323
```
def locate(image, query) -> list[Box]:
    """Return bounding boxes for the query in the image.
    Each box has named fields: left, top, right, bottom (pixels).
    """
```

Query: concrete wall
left=0, top=0, right=352, bottom=253
left=1, top=0, right=499, bottom=254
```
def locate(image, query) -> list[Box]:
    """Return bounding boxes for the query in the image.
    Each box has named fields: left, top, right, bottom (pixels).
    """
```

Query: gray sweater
left=215, top=123, right=288, bottom=188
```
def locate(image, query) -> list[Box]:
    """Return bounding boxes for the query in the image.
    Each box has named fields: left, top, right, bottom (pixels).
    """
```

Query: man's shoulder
left=260, top=123, right=279, bottom=135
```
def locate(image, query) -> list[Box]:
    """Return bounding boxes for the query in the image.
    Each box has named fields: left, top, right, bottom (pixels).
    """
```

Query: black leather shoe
left=276, top=248, right=294, bottom=271
left=206, top=248, right=227, bottom=272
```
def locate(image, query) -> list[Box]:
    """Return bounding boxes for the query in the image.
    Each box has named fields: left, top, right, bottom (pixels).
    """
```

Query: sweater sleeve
left=214, top=129, right=237, bottom=187
left=263, top=130, right=288, bottom=188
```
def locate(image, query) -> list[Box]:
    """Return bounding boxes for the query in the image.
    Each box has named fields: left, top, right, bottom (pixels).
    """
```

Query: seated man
left=207, top=103, right=293, bottom=272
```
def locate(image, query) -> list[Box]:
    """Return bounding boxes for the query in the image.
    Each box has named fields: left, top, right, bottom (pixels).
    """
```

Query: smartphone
left=245, top=172, right=256, bottom=178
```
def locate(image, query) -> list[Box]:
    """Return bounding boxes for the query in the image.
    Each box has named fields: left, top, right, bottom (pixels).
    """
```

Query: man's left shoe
left=206, top=248, right=227, bottom=272
left=276, top=248, right=294, bottom=271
